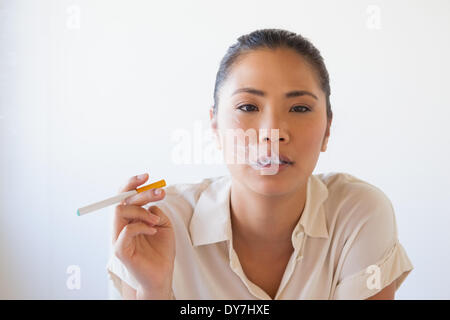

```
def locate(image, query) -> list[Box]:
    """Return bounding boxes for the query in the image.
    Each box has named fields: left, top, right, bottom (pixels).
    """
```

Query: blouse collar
left=189, top=174, right=329, bottom=247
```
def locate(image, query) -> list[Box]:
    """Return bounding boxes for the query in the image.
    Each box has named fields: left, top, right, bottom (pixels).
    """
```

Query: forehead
left=222, top=47, right=322, bottom=97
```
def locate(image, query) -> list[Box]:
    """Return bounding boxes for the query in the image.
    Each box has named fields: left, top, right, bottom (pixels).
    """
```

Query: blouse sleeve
left=106, top=252, right=140, bottom=297
left=107, top=253, right=177, bottom=299
left=332, top=187, right=414, bottom=300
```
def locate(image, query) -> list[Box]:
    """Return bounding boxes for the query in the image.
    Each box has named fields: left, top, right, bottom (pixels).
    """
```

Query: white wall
left=1, top=0, right=449, bottom=299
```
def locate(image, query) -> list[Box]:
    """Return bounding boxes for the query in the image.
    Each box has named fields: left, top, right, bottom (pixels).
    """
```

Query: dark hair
left=212, top=28, right=332, bottom=120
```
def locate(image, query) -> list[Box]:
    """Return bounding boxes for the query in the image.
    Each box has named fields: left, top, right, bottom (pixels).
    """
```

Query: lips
left=278, top=154, right=293, bottom=164
left=254, top=153, right=294, bottom=166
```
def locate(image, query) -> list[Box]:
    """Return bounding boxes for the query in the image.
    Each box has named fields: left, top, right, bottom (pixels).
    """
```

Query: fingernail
left=137, top=173, right=146, bottom=180
left=153, top=188, right=162, bottom=195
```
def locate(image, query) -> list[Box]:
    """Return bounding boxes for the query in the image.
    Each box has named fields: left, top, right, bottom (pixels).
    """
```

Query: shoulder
left=315, top=172, right=396, bottom=236
left=316, top=172, right=391, bottom=204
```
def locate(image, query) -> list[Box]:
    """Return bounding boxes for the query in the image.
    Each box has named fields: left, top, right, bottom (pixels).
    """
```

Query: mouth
left=249, top=154, right=294, bottom=168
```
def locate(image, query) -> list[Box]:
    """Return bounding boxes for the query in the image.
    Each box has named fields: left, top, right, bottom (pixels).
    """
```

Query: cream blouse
left=106, top=172, right=414, bottom=299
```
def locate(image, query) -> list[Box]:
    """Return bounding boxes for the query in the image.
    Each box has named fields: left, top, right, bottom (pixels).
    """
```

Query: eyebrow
left=232, top=87, right=318, bottom=100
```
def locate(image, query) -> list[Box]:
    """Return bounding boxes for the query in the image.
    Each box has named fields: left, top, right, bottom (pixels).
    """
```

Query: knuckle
left=115, top=204, right=126, bottom=215
left=123, top=196, right=134, bottom=205
left=147, top=190, right=155, bottom=199
left=148, top=205, right=161, bottom=214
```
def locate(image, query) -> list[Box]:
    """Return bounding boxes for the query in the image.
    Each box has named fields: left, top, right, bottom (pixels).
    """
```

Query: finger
left=118, top=173, right=149, bottom=194
left=148, top=205, right=170, bottom=227
left=115, top=204, right=161, bottom=225
left=124, top=188, right=165, bottom=206
left=114, top=222, right=158, bottom=260
left=113, top=205, right=161, bottom=241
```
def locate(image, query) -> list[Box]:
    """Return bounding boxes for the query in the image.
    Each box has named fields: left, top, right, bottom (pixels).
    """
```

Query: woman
left=107, top=29, right=414, bottom=300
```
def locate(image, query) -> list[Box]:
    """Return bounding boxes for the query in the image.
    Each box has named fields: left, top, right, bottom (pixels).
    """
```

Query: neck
left=229, top=177, right=308, bottom=249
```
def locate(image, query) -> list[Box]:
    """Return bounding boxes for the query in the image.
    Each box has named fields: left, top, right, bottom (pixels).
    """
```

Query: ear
left=321, top=118, right=332, bottom=152
left=210, top=107, right=222, bottom=150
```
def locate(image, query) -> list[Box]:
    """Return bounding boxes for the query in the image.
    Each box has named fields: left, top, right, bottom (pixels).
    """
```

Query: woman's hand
left=112, top=173, right=175, bottom=299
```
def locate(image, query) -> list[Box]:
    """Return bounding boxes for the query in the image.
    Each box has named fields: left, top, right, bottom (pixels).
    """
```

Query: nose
left=258, top=113, right=290, bottom=144
left=260, top=133, right=288, bottom=143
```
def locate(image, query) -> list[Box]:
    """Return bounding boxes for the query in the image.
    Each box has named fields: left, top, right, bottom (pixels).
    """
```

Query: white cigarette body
left=77, top=190, right=138, bottom=216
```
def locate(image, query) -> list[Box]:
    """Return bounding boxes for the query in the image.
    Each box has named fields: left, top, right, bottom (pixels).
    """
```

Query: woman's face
left=210, top=47, right=331, bottom=196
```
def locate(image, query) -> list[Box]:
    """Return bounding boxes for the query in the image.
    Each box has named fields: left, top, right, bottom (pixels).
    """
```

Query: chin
left=247, top=167, right=298, bottom=196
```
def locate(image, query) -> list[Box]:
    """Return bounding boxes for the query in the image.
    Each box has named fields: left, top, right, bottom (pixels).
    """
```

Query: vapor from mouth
left=249, top=155, right=294, bottom=169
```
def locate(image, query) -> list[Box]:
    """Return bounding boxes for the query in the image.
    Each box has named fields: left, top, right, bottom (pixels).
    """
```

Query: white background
left=1, top=0, right=449, bottom=299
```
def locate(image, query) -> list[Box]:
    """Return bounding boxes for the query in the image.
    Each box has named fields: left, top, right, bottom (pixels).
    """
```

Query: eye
left=237, top=104, right=259, bottom=112
left=290, top=105, right=310, bottom=113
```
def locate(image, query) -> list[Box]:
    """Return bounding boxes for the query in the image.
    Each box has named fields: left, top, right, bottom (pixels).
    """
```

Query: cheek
left=217, top=106, right=252, bottom=129
left=231, top=113, right=243, bottom=128
left=294, top=121, right=326, bottom=152
left=217, top=113, right=250, bottom=150
left=222, top=112, right=248, bottom=131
